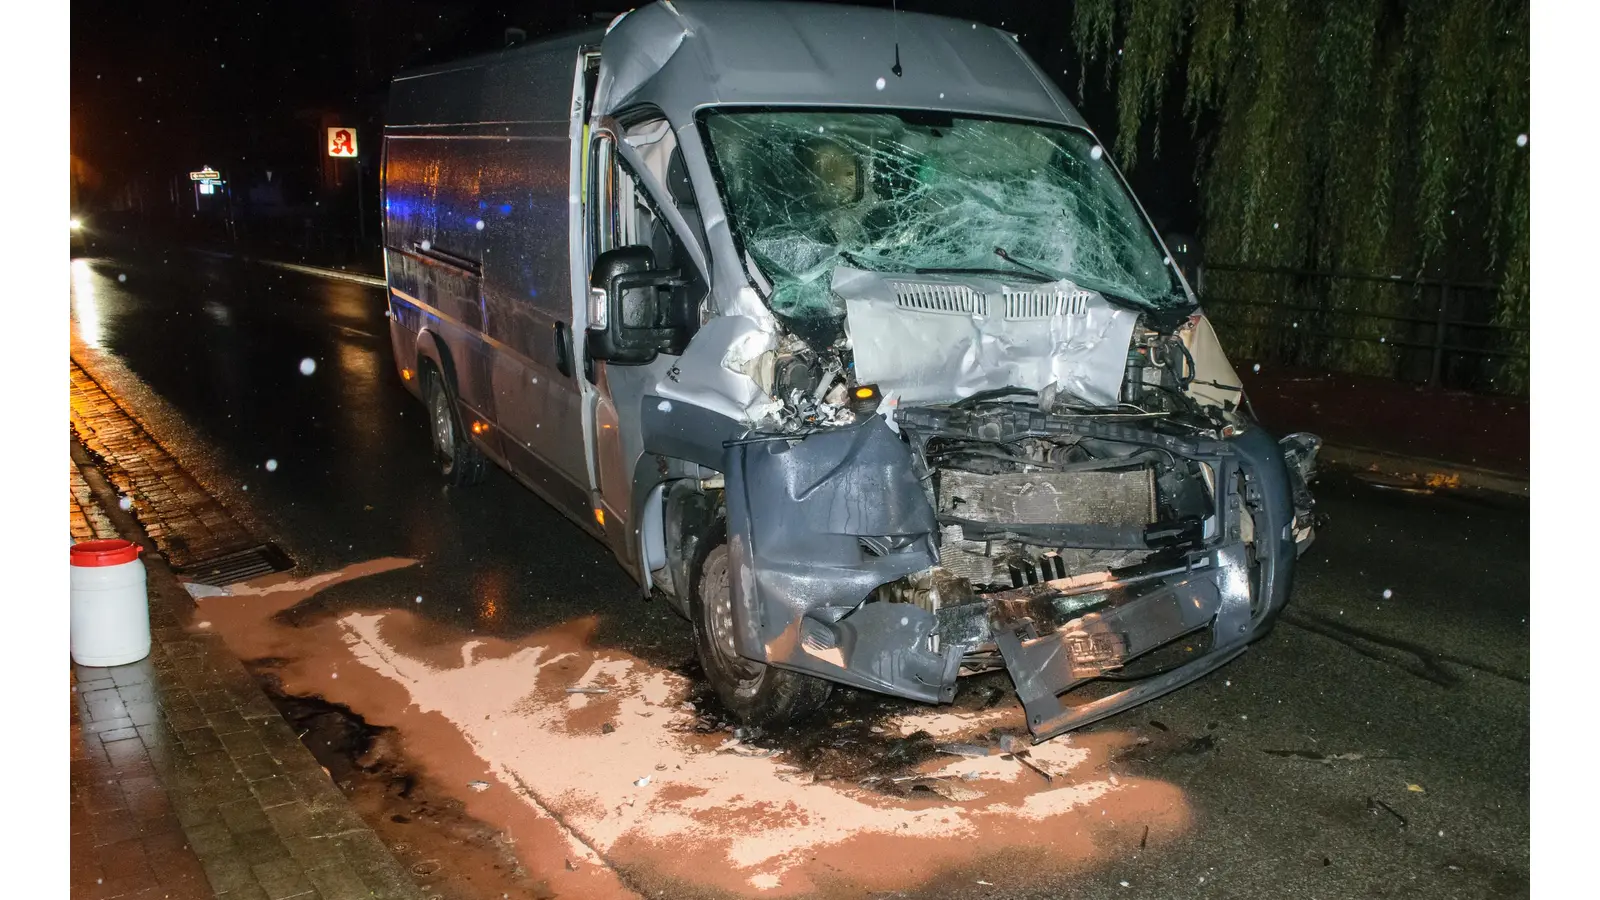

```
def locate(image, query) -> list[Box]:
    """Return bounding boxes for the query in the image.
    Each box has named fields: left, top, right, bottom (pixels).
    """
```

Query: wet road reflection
left=68, top=252, right=644, bottom=648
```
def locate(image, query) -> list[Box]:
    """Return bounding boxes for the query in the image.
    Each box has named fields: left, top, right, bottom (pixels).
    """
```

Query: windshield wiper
left=993, top=246, right=1057, bottom=281
left=915, top=246, right=1058, bottom=283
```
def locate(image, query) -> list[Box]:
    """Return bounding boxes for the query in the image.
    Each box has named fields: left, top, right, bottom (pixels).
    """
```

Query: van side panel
left=382, top=136, right=496, bottom=447
left=385, top=37, right=600, bottom=522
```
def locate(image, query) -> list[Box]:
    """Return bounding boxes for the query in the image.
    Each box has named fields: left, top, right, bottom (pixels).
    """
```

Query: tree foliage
left=1073, top=0, right=1528, bottom=392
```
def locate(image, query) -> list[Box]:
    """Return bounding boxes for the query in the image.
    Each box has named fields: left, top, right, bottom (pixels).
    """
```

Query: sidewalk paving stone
left=71, top=391, right=424, bottom=899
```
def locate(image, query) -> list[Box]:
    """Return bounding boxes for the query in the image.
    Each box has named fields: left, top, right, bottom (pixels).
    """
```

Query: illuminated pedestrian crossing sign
left=327, top=127, right=358, bottom=158
left=189, top=167, right=221, bottom=181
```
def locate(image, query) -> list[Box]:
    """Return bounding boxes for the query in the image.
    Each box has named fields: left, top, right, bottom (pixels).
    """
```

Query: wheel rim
left=702, top=546, right=764, bottom=686
left=430, top=380, right=454, bottom=457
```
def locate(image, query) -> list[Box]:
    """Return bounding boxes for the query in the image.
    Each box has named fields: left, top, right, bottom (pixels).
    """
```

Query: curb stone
left=1320, top=443, right=1529, bottom=498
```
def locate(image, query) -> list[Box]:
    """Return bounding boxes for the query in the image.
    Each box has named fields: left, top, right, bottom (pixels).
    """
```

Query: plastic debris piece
left=938, top=742, right=992, bottom=758
left=565, top=686, right=610, bottom=695
left=1407, top=783, right=1425, bottom=793
left=634, top=775, right=651, bottom=788
left=467, top=780, right=489, bottom=792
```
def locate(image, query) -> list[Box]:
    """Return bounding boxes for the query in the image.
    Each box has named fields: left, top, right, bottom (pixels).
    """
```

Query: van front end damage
left=720, top=404, right=1310, bottom=743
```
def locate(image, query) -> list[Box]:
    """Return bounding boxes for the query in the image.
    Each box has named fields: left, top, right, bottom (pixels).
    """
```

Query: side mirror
left=586, top=245, right=688, bottom=366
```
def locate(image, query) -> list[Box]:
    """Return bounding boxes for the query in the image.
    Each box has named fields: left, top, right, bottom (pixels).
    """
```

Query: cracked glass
left=700, top=109, right=1188, bottom=320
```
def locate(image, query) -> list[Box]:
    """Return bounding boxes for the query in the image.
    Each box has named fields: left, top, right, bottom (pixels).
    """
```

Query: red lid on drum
left=71, top=540, right=143, bottom=567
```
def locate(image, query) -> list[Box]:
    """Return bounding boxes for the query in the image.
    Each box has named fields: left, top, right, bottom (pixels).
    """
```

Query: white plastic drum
left=70, top=539, right=151, bottom=667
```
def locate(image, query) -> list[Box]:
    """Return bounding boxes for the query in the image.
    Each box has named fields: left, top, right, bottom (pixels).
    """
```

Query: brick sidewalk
left=72, top=410, right=425, bottom=898
left=70, top=360, right=290, bottom=583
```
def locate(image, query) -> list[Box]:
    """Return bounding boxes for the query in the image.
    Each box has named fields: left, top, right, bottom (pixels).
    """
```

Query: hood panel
left=836, top=266, right=1136, bottom=407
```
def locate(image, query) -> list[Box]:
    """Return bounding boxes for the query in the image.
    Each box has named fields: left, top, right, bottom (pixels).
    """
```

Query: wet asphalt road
left=70, top=248, right=1530, bottom=899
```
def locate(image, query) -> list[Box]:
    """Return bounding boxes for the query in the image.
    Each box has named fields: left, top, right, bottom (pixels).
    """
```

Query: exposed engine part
left=935, top=523, right=1149, bottom=589
left=938, top=468, right=1156, bottom=528
left=1111, top=327, right=1198, bottom=412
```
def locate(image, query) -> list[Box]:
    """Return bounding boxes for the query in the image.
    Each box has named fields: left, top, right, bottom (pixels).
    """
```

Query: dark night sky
left=69, top=0, right=1201, bottom=229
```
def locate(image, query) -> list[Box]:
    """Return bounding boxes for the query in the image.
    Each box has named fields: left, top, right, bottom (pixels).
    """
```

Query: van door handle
left=553, top=321, right=573, bottom=378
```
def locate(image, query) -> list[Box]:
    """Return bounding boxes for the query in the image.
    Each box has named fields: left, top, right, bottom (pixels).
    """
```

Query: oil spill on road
left=196, top=560, right=1194, bottom=898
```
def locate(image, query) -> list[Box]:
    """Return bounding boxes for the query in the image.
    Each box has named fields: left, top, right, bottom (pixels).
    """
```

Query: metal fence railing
left=1198, top=263, right=1526, bottom=395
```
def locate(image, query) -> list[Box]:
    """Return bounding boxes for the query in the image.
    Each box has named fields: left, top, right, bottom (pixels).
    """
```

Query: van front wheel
left=690, top=525, right=830, bottom=727
left=424, top=368, right=486, bottom=486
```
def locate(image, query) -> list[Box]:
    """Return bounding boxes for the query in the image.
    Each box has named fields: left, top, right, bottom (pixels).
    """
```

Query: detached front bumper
left=956, top=543, right=1258, bottom=741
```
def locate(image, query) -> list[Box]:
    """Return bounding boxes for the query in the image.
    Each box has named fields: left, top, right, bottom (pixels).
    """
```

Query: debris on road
left=1407, top=783, right=1426, bottom=792
left=634, top=775, right=651, bottom=788
left=1367, top=796, right=1408, bottom=828
left=565, top=686, right=611, bottom=695
left=911, top=778, right=984, bottom=802
left=937, top=742, right=992, bottom=758
left=467, top=780, right=490, bottom=792
left=1262, top=748, right=1388, bottom=763
left=601, top=722, right=615, bottom=734
left=997, top=733, right=1054, bottom=783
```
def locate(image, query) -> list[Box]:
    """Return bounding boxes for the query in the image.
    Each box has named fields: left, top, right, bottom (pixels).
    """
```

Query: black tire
left=689, top=521, right=831, bottom=727
left=424, top=366, right=486, bottom=486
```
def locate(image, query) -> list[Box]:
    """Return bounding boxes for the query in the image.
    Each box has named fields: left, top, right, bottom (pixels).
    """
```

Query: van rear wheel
left=689, top=524, right=830, bottom=727
left=424, top=368, right=486, bottom=486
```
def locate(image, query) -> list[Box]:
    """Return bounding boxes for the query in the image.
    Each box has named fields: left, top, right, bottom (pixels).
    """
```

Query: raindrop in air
left=416, top=595, right=423, bottom=603
left=1273, top=222, right=1280, bottom=230
left=420, top=239, right=432, bottom=251
left=475, top=220, right=485, bottom=231
left=938, top=92, right=945, bottom=99
left=265, top=459, right=278, bottom=472
left=1382, top=589, right=1393, bottom=599
left=875, top=76, right=886, bottom=91
left=1252, top=363, right=1261, bottom=373
left=1516, top=133, right=1528, bottom=147
left=118, top=496, right=133, bottom=511
left=1090, top=145, right=1104, bottom=161
left=299, top=357, right=317, bottom=375
left=117, top=273, right=127, bottom=282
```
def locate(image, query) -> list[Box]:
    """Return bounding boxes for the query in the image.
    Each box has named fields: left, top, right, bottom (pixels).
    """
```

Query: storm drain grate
left=177, top=544, right=295, bottom=586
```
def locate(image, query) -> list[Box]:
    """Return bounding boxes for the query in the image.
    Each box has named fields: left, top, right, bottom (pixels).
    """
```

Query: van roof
left=598, top=1, right=1085, bottom=128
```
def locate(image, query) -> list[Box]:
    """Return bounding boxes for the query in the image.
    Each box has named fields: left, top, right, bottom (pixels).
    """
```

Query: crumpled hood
left=836, top=266, right=1138, bottom=408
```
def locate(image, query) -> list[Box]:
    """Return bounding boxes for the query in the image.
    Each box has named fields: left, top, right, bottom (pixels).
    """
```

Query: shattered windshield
left=700, top=109, right=1188, bottom=320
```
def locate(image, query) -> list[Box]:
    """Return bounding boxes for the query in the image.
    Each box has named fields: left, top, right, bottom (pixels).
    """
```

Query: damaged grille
left=891, top=281, right=988, bottom=315
left=1003, top=288, right=1093, bottom=319
left=888, top=281, right=1097, bottom=320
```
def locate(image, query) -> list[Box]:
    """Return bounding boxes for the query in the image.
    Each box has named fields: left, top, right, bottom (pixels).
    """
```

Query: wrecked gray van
left=382, top=0, right=1319, bottom=742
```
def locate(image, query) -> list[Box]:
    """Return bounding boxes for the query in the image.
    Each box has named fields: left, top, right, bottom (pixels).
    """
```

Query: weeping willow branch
left=1072, top=0, right=1530, bottom=394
